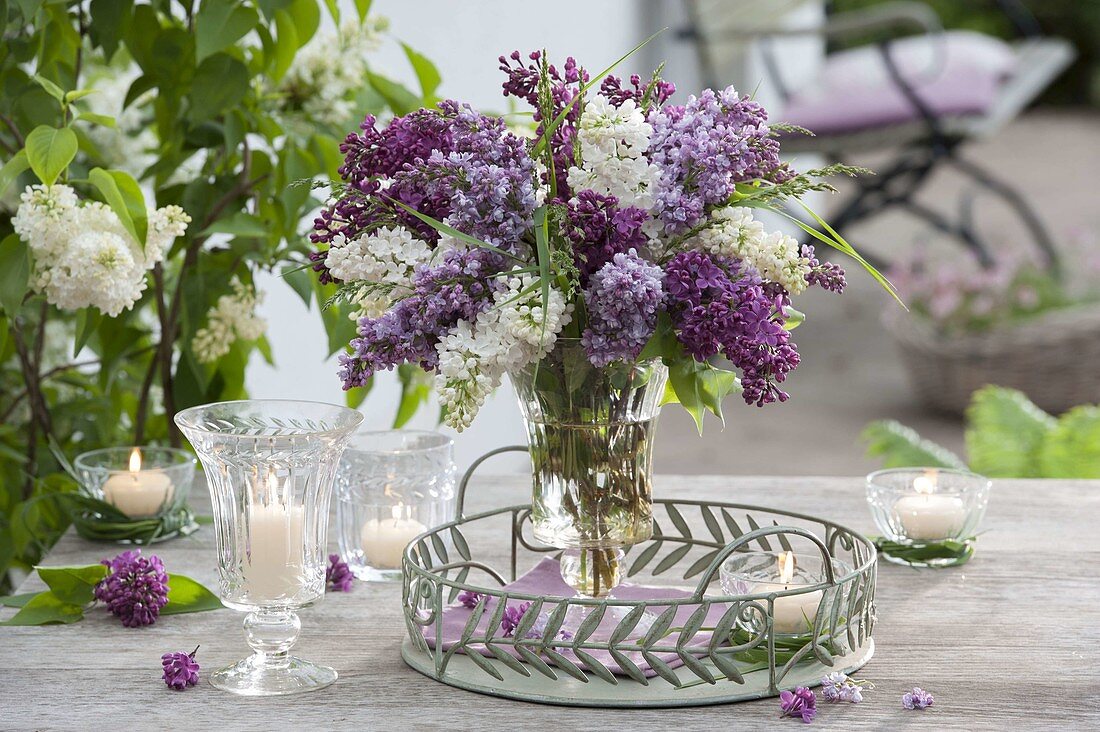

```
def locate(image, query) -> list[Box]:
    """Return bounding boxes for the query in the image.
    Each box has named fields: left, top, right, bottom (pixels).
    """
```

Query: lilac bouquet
left=310, top=47, right=889, bottom=430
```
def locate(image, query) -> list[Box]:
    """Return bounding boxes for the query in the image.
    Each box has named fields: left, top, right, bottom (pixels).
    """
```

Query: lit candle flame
left=913, top=469, right=939, bottom=495
left=128, top=447, right=142, bottom=474
left=777, top=551, right=795, bottom=584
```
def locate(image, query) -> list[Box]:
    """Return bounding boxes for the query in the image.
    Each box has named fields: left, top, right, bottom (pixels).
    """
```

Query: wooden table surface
left=2, top=476, right=1099, bottom=731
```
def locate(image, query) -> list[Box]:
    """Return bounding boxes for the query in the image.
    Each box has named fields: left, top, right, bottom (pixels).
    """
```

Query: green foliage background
left=0, top=0, right=437, bottom=592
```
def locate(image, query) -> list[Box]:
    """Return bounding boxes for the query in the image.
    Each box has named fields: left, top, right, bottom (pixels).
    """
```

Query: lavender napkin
left=423, top=557, right=727, bottom=678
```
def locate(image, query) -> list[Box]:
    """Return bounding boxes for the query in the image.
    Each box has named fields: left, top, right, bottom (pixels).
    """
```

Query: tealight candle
left=100, top=447, right=174, bottom=518
left=360, top=504, right=426, bottom=570
left=243, top=472, right=306, bottom=601
left=756, top=552, right=822, bottom=634
left=893, top=471, right=966, bottom=541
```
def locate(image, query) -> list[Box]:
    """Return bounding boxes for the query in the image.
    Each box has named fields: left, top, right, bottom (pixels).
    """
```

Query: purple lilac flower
left=648, top=87, right=791, bottom=235
left=313, top=100, right=535, bottom=253
left=161, top=646, right=200, bottom=691
left=325, top=554, right=354, bottom=592
left=94, top=550, right=170, bottom=628
left=802, top=245, right=847, bottom=294
left=565, top=190, right=649, bottom=280
left=500, top=601, right=532, bottom=637
left=338, top=249, right=502, bottom=389
left=600, top=73, right=676, bottom=109
left=664, top=250, right=800, bottom=406
left=779, top=686, right=817, bottom=723
left=499, top=50, right=587, bottom=196
left=581, top=250, right=664, bottom=366
left=902, top=687, right=935, bottom=710
left=457, top=590, right=483, bottom=609
left=821, top=672, right=864, bottom=703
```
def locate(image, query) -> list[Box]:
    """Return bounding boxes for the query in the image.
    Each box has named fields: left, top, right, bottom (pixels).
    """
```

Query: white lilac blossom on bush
left=191, top=277, right=267, bottom=364
left=12, top=184, right=189, bottom=316
left=309, top=49, right=884, bottom=430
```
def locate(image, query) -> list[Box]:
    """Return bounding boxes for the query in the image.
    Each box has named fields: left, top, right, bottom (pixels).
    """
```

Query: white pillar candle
left=361, top=507, right=426, bottom=569
left=244, top=502, right=306, bottom=601
left=101, top=448, right=174, bottom=518
left=893, top=473, right=967, bottom=541
left=756, top=552, right=821, bottom=634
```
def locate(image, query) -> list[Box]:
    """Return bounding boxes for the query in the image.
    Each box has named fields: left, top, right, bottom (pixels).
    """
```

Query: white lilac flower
left=324, top=225, right=432, bottom=288
left=434, top=272, right=571, bottom=430
left=192, top=277, right=266, bottom=363
left=12, top=184, right=189, bottom=316
left=566, top=95, right=659, bottom=211
left=280, top=18, right=388, bottom=127
left=686, top=206, right=812, bottom=294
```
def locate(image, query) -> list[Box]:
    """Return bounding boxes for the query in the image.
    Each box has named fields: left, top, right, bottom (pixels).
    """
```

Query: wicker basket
left=890, top=304, right=1100, bottom=416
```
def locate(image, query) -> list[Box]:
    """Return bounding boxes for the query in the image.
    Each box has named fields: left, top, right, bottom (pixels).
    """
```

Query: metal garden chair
left=680, top=0, right=1076, bottom=271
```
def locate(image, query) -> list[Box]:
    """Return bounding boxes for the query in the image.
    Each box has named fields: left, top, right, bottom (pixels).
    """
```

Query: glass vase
left=509, top=339, right=667, bottom=608
left=174, top=399, right=363, bottom=696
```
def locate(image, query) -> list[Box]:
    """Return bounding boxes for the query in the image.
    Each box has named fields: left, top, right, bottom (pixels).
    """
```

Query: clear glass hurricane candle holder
left=866, top=467, right=992, bottom=567
left=74, top=446, right=196, bottom=521
left=174, top=399, right=363, bottom=696
left=720, top=550, right=853, bottom=637
left=335, top=430, right=455, bottom=582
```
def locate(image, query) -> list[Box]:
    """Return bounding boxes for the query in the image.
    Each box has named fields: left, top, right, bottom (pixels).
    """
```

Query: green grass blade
left=389, top=199, right=523, bottom=263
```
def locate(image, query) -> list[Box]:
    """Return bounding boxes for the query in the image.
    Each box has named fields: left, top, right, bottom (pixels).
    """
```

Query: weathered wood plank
left=2, top=476, right=1098, bottom=730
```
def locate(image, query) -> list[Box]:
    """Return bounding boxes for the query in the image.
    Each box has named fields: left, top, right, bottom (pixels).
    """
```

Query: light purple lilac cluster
left=313, top=47, right=854, bottom=422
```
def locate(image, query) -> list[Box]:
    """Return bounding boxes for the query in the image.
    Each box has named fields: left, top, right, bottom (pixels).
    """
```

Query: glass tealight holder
left=335, top=430, right=455, bottom=582
left=720, top=550, right=853, bottom=637
left=175, top=399, right=363, bottom=696
left=73, top=446, right=197, bottom=542
left=866, top=467, right=992, bottom=567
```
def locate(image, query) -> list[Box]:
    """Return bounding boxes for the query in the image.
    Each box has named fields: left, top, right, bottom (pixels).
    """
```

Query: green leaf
left=88, top=167, right=147, bottom=244
left=75, top=112, right=117, bottom=128
left=195, top=1, right=260, bottom=61
left=401, top=42, right=441, bottom=101
left=32, top=75, right=66, bottom=103
left=0, top=234, right=30, bottom=315
left=200, top=212, right=268, bottom=238
left=345, top=376, right=372, bottom=409
left=668, top=360, right=706, bottom=434
left=73, top=309, right=102, bottom=357
left=862, top=420, right=967, bottom=470
left=0, top=591, right=84, bottom=625
left=64, top=89, right=98, bottom=104
left=0, top=150, right=29, bottom=197
left=24, top=125, right=78, bottom=185
left=287, top=0, right=320, bottom=46
left=394, top=364, right=429, bottom=427
left=282, top=265, right=313, bottom=306
left=271, top=10, right=299, bottom=81
left=161, top=574, right=223, bottom=615
left=365, top=70, right=421, bottom=116
left=1038, top=406, right=1100, bottom=479
left=0, top=592, right=39, bottom=608
left=353, top=0, right=370, bottom=20
left=783, top=306, right=805, bottom=331
left=965, top=386, right=1054, bottom=478
left=13, top=0, right=41, bottom=20
left=188, top=53, right=250, bottom=122
left=89, top=0, right=133, bottom=58
left=36, top=564, right=109, bottom=605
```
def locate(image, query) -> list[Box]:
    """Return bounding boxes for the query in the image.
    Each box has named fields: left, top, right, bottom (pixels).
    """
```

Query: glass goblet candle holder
left=175, top=399, right=363, bottom=696
left=335, top=430, right=455, bottom=582
left=73, top=446, right=196, bottom=540
left=720, top=550, right=853, bottom=636
left=866, top=468, right=992, bottom=567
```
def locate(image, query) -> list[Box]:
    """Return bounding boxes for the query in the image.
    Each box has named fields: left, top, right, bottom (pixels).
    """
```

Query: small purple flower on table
left=902, top=687, right=935, bottom=710
left=779, top=686, right=817, bottom=723
left=325, top=554, right=354, bottom=592
left=94, top=549, right=170, bottom=628
left=821, top=672, right=866, bottom=703
left=161, top=646, right=200, bottom=690
left=457, top=589, right=483, bottom=609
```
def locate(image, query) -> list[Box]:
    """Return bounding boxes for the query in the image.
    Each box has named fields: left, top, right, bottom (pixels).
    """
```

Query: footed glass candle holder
left=73, top=446, right=197, bottom=542
left=335, top=430, right=455, bottom=582
left=866, top=468, right=992, bottom=567
left=175, top=400, right=362, bottom=696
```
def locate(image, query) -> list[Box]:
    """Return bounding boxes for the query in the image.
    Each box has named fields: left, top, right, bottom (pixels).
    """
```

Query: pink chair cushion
left=782, top=30, right=1018, bottom=135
